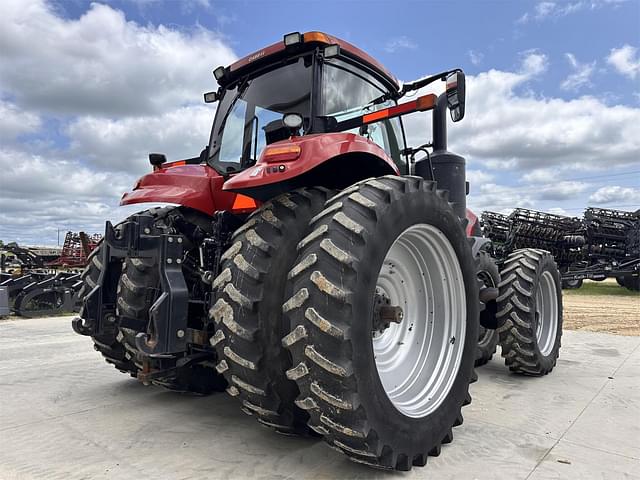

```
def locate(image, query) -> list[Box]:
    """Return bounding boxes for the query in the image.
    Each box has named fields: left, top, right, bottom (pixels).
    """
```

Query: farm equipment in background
left=481, top=207, right=640, bottom=291
left=72, top=31, right=564, bottom=470
left=0, top=242, right=52, bottom=273
left=11, top=272, right=83, bottom=317
left=479, top=211, right=510, bottom=257
left=565, top=207, right=640, bottom=290
left=45, top=231, right=101, bottom=269
left=0, top=232, right=101, bottom=316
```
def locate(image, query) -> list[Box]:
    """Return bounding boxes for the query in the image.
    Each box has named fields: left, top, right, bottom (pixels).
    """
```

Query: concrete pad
left=467, top=330, right=640, bottom=439
left=1, top=316, right=639, bottom=479
left=528, top=440, right=640, bottom=480
left=562, top=357, right=640, bottom=459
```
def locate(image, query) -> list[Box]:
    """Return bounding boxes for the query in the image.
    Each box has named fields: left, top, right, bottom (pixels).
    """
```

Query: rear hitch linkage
left=72, top=214, right=190, bottom=357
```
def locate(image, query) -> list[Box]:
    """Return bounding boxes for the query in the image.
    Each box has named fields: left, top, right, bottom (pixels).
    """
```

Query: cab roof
left=225, top=31, right=400, bottom=92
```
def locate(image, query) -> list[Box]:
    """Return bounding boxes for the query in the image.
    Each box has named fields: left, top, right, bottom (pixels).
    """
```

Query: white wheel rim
left=373, top=224, right=466, bottom=418
left=535, top=271, right=558, bottom=356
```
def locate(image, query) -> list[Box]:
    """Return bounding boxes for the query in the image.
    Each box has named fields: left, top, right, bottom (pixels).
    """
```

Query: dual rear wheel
left=214, top=176, right=480, bottom=470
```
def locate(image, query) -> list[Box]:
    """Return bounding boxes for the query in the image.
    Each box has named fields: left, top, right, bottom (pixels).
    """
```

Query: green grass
left=564, top=279, right=640, bottom=297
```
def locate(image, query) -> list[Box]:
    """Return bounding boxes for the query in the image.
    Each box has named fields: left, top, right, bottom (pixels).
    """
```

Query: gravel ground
left=563, top=279, right=639, bottom=336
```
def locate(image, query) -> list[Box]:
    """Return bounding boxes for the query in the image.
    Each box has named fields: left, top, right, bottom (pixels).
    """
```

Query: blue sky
left=60, top=0, right=639, bottom=103
left=1, top=0, right=639, bottom=245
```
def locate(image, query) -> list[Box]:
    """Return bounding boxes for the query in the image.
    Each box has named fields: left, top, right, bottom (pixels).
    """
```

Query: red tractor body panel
left=465, top=208, right=479, bottom=236
left=223, top=133, right=399, bottom=192
left=120, top=164, right=239, bottom=215
left=229, top=31, right=399, bottom=91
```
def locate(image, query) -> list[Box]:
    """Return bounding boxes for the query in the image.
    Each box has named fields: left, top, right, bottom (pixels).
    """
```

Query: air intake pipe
left=414, top=93, right=467, bottom=220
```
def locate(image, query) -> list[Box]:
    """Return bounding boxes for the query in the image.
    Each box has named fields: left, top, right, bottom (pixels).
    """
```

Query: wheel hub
left=372, top=290, right=404, bottom=333
left=372, top=224, right=466, bottom=419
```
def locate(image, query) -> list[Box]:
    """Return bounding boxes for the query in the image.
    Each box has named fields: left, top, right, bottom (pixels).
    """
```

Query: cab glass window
left=322, top=59, right=406, bottom=171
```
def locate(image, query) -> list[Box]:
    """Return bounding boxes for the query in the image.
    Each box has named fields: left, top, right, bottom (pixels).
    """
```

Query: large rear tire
left=211, top=187, right=332, bottom=434
left=496, top=249, right=563, bottom=375
left=282, top=176, right=479, bottom=470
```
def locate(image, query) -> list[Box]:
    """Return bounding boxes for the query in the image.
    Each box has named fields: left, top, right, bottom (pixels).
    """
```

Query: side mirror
left=446, top=71, right=466, bottom=122
left=203, top=91, right=219, bottom=103
left=149, top=153, right=167, bottom=167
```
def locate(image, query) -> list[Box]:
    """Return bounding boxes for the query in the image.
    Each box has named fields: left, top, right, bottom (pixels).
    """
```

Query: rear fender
left=222, top=133, right=399, bottom=200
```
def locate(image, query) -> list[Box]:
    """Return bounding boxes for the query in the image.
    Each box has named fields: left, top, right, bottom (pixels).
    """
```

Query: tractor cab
left=205, top=31, right=408, bottom=177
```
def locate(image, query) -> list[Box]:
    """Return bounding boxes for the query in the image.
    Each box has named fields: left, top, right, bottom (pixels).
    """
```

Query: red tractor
left=73, top=31, right=563, bottom=470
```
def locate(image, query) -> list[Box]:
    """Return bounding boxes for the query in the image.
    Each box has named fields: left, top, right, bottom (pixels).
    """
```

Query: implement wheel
left=496, top=248, right=563, bottom=375
left=282, top=176, right=479, bottom=470
left=622, top=274, right=640, bottom=292
left=211, top=187, right=331, bottom=434
left=562, top=278, right=583, bottom=289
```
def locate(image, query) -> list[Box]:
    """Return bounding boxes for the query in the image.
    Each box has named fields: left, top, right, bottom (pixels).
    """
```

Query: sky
left=0, top=0, right=639, bottom=245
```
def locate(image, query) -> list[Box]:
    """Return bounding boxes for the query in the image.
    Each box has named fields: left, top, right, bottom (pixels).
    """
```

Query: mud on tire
left=282, top=176, right=479, bottom=470
left=211, top=187, right=332, bottom=434
left=496, top=248, right=563, bottom=375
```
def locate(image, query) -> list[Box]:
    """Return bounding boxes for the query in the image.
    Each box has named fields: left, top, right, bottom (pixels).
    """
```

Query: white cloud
left=468, top=183, right=536, bottom=213
left=0, top=0, right=236, bottom=116
left=548, top=207, right=570, bottom=216
left=66, top=105, right=215, bottom=175
left=467, top=170, right=494, bottom=185
left=384, top=36, right=417, bottom=53
left=403, top=51, right=639, bottom=175
left=536, top=181, right=590, bottom=200
left=536, top=1, right=558, bottom=18
left=468, top=50, right=484, bottom=66
left=589, top=186, right=640, bottom=204
left=522, top=168, right=557, bottom=183
left=0, top=99, right=41, bottom=141
left=520, top=50, right=549, bottom=76
left=561, top=53, right=596, bottom=91
left=0, top=0, right=236, bottom=245
left=517, top=0, right=626, bottom=23
left=0, top=147, right=130, bottom=201
left=607, top=44, right=640, bottom=80
left=0, top=146, right=137, bottom=244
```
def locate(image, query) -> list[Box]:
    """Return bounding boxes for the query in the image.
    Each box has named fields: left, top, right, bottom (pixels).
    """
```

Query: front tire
left=282, top=176, right=479, bottom=470
left=496, top=249, right=563, bottom=375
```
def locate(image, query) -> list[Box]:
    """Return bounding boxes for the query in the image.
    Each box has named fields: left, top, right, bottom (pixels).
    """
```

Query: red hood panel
left=120, top=164, right=237, bottom=215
